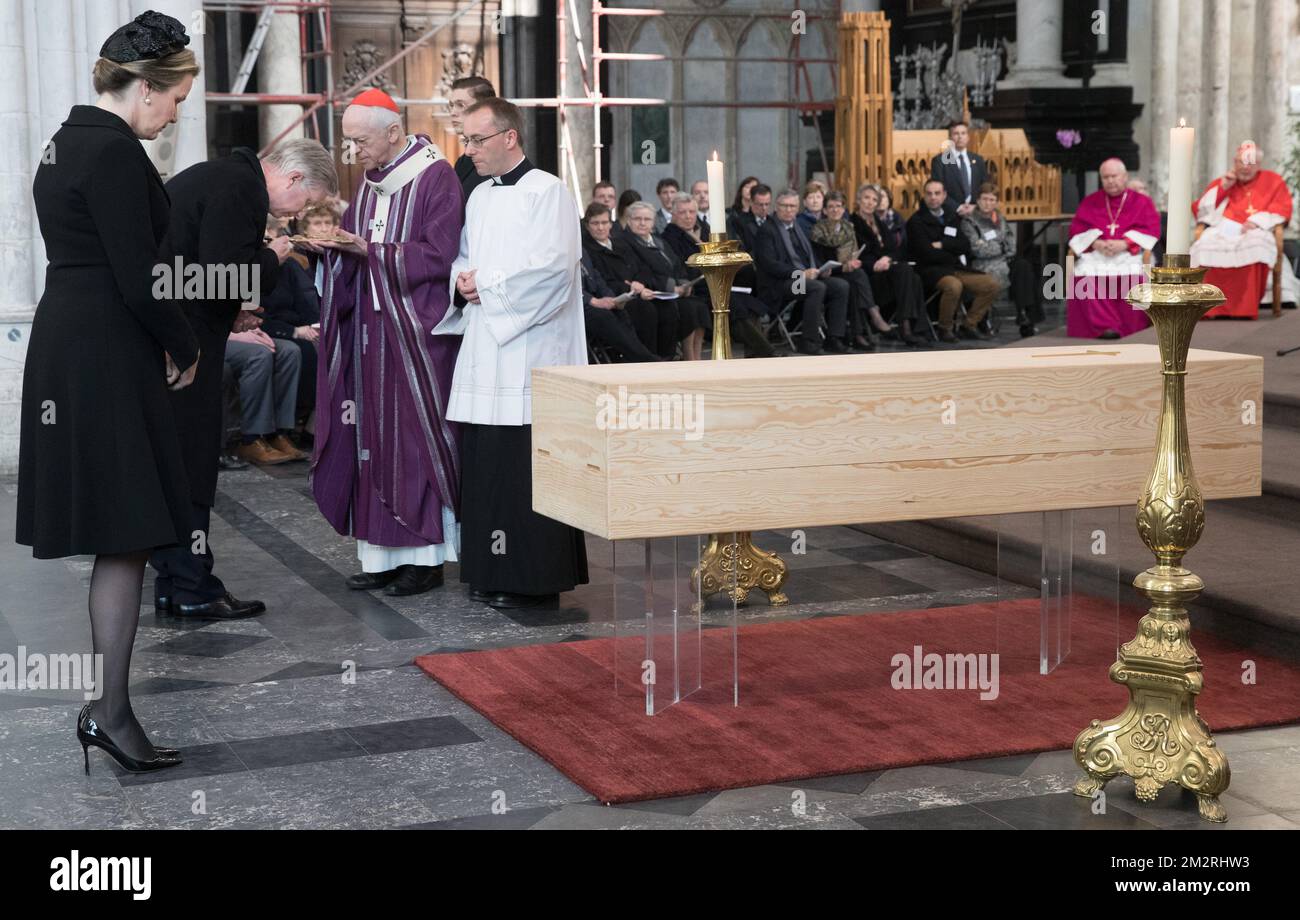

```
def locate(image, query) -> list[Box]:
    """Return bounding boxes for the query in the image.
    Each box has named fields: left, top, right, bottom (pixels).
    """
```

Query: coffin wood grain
left=531, top=345, right=1263, bottom=539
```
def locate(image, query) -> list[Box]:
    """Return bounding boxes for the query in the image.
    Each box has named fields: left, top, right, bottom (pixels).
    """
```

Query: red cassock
left=1190, top=170, right=1292, bottom=319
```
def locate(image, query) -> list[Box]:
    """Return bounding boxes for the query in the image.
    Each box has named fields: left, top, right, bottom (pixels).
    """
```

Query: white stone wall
left=0, top=0, right=205, bottom=476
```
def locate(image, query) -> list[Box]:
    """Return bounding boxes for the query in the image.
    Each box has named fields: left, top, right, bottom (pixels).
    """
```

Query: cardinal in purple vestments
left=310, top=89, right=465, bottom=597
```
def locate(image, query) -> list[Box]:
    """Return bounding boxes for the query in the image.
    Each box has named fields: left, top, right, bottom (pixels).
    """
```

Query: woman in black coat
left=583, top=208, right=681, bottom=359
left=851, top=184, right=930, bottom=346
left=622, top=202, right=710, bottom=360
left=660, top=200, right=774, bottom=358
left=16, top=15, right=201, bottom=772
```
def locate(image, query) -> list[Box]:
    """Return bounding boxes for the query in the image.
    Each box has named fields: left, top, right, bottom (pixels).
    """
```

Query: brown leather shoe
left=267, top=433, right=308, bottom=461
left=234, top=438, right=292, bottom=466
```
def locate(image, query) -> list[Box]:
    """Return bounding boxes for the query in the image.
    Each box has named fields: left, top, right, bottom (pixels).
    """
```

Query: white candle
left=706, top=152, right=726, bottom=238
left=1166, top=119, right=1194, bottom=255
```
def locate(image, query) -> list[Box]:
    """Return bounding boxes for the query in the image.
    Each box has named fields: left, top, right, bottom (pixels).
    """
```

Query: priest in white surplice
left=431, top=97, right=590, bottom=610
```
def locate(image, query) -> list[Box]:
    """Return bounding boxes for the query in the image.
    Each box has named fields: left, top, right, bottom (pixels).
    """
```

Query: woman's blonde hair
left=92, top=49, right=200, bottom=97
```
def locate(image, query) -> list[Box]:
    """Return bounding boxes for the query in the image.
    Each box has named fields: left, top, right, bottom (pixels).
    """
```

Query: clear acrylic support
left=997, top=508, right=1122, bottom=674
left=612, top=534, right=737, bottom=715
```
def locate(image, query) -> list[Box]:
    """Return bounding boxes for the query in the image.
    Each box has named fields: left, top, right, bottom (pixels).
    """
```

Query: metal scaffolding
left=203, top=0, right=840, bottom=201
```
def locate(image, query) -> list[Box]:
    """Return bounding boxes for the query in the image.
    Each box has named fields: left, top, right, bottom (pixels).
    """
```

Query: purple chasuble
left=311, top=136, right=464, bottom=548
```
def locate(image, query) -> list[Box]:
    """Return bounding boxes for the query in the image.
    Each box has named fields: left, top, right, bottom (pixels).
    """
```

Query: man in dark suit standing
left=753, top=188, right=850, bottom=354
left=906, top=179, right=998, bottom=343
left=448, top=76, right=495, bottom=199
left=150, top=139, right=337, bottom=618
left=930, top=121, right=987, bottom=218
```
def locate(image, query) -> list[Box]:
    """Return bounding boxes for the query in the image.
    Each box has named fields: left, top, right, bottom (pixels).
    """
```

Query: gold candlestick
left=687, top=233, right=788, bottom=607
left=1072, top=253, right=1230, bottom=822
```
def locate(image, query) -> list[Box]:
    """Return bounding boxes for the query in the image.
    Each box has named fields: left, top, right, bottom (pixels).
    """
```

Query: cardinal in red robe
left=1191, top=140, right=1293, bottom=319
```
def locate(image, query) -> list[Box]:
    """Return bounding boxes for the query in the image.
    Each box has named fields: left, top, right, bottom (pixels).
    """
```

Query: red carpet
left=414, top=598, right=1300, bottom=804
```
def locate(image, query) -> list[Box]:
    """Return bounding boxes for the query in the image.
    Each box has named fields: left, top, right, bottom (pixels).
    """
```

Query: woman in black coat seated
left=17, top=13, right=202, bottom=773
left=621, top=201, right=711, bottom=360
left=583, top=203, right=678, bottom=359
left=660, top=193, right=774, bottom=358
left=851, top=183, right=930, bottom=346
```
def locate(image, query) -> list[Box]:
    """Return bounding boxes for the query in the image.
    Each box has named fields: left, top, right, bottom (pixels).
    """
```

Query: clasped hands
left=1091, top=238, right=1130, bottom=256
left=163, top=350, right=200, bottom=391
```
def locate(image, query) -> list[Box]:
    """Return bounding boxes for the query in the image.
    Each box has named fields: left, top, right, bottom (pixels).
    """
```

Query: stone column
left=1147, top=0, right=1180, bottom=210
left=1000, top=0, right=1072, bottom=88
left=258, top=3, right=305, bottom=147
left=1203, top=0, right=1232, bottom=179
left=1174, top=0, right=1205, bottom=182
left=1253, top=0, right=1291, bottom=196
left=1225, top=0, right=1256, bottom=168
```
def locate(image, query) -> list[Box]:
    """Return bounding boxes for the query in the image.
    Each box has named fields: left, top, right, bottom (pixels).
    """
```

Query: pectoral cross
left=1244, top=193, right=1257, bottom=217
left=1106, top=221, right=1119, bottom=236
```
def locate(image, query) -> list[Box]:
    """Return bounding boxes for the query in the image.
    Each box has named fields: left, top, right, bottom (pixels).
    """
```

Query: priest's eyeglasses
left=462, top=130, right=506, bottom=150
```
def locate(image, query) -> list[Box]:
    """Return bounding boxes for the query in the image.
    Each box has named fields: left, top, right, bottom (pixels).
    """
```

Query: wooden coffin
left=530, top=345, right=1263, bottom=540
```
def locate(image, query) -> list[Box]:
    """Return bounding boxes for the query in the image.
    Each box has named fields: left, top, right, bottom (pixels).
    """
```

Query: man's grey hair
left=776, top=188, right=800, bottom=204
left=624, top=201, right=657, bottom=219
left=357, top=105, right=402, bottom=133
left=262, top=138, right=339, bottom=195
left=671, top=192, right=695, bottom=210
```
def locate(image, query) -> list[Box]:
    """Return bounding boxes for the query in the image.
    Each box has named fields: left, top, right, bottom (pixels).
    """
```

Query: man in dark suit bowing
left=930, top=121, right=988, bottom=218
left=448, top=76, right=495, bottom=199
left=149, top=139, right=336, bottom=618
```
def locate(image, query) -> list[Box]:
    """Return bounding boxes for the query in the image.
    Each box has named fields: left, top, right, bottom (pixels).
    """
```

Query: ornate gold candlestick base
left=1071, top=254, right=1230, bottom=823
left=686, top=235, right=789, bottom=607
left=694, top=531, right=790, bottom=606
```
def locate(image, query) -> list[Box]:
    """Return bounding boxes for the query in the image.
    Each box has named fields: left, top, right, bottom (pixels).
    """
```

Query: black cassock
left=18, top=106, right=199, bottom=558
left=458, top=424, right=589, bottom=596
left=149, top=149, right=280, bottom=602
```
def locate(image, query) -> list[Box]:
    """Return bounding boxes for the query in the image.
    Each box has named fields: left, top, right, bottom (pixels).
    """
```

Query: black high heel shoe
left=77, top=705, right=183, bottom=774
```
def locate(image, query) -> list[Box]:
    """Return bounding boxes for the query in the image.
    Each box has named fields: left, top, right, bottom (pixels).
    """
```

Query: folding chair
left=765, top=298, right=801, bottom=351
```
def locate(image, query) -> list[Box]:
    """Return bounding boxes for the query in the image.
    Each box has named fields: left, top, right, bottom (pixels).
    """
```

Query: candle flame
left=711, top=150, right=718, bottom=160
left=1178, top=117, right=1186, bottom=128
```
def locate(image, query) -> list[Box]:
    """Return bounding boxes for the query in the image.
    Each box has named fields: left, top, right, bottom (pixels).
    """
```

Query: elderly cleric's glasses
left=462, top=130, right=507, bottom=150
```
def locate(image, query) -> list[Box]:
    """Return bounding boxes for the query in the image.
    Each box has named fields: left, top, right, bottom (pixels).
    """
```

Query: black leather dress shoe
left=938, top=328, right=959, bottom=344
left=469, top=587, right=494, bottom=603
left=345, top=569, right=402, bottom=590
left=174, top=593, right=265, bottom=619
left=796, top=341, right=824, bottom=355
left=383, top=565, right=444, bottom=596
left=487, top=592, right=559, bottom=610
left=823, top=337, right=849, bottom=354
left=154, top=593, right=172, bottom=613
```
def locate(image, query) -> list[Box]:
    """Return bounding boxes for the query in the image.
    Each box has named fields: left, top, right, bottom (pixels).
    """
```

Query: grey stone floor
left=2, top=462, right=1297, bottom=831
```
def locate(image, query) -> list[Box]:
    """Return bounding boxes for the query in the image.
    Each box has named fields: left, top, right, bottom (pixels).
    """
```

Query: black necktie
left=789, top=224, right=812, bottom=267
